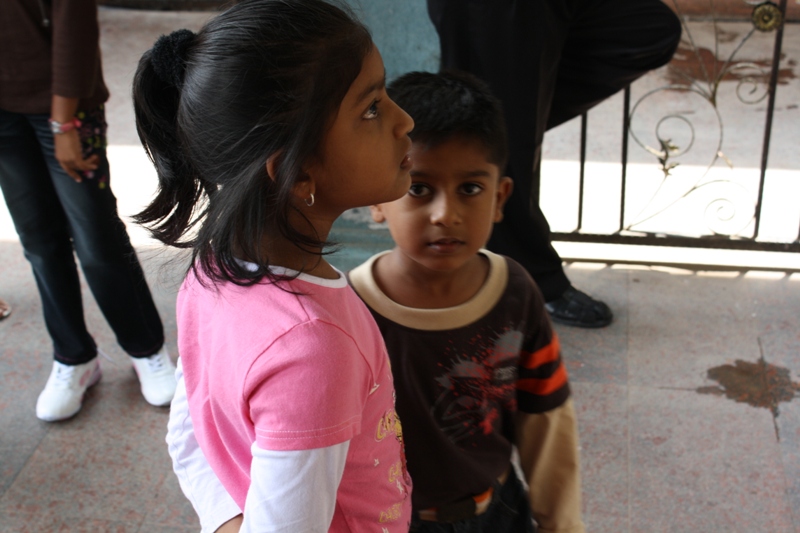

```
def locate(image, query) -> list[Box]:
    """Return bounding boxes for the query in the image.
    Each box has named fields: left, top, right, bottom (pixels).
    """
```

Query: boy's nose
left=430, top=194, right=460, bottom=227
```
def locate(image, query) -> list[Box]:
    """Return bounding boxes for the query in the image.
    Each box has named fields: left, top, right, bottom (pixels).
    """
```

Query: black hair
left=387, top=70, right=508, bottom=170
left=132, top=0, right=372, bottom=286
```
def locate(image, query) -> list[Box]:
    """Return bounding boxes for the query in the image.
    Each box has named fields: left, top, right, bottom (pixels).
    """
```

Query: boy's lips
left=400, top=153, right=412, bottom=170
left=427, top=238, right=464, bottom=253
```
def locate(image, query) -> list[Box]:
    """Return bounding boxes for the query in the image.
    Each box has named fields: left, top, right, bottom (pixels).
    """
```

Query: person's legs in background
left=30, top=109, right=166, bottom=359
left=0, top=107, right=176, bottom=421
left=426, top=0, right=681, bottom=327
left=546, top=0, right=683, bottom=130
left=0, top=109, right=98, bottom=364
left=30, top=108, right=176, bottom=412
left=0, top=108, right=102, bottom=421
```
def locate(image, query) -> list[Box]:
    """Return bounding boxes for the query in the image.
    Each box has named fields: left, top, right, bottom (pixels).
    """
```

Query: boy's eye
left=408, top=183, right=430, bottom=197
left=363, top=99, right=380, bottom=119
left=460, top=183, right=484, bottom=196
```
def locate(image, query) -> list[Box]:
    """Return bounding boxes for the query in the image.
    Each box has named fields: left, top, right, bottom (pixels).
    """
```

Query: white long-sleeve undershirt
left=166, top=359, right=350, bottom=533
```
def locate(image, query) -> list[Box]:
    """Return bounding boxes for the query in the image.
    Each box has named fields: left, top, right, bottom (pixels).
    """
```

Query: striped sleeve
left=517, top=331, right=571, bottom=414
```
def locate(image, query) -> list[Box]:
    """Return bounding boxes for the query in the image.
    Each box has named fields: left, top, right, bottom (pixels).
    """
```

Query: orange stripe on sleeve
left=517, top=363, right=569, bottom=396
left=521, top=333, right=561, bottom=370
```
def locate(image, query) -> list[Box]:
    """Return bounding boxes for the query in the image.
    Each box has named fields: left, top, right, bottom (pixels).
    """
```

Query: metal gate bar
left=552, top=0, right=799, bottom=254
left=755, top=0, right=789, bottom=239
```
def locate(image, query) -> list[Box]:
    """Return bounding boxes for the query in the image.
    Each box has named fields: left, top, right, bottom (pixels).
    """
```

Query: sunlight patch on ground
left=743, top=270, right=791, bottom=280
left=540, top=159, right=800, bottom=244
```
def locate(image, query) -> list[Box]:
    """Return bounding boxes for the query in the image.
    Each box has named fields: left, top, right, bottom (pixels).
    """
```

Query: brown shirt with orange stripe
left=349, top=250, right=584, bottom=533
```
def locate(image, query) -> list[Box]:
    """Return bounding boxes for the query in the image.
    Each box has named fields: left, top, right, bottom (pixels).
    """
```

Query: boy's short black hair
left=387, top=70, right=508, bottom=170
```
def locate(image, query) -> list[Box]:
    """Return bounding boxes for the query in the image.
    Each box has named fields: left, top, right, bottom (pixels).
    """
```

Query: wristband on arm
left=48, top=117, right=82, bottom=135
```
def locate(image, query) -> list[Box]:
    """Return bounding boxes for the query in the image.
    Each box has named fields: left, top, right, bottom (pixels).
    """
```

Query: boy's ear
left=369, top=204, right=387, bottom=223
left=493, top=176, right=514, bottom=223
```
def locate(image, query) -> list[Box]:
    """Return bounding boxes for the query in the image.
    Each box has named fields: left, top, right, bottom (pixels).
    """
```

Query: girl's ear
left=267, top=152, right=316, bottom=206
left=369, top=204, right=386, bottom=223
left=291, top=171, right=315, bottom=207
left=265, top=152, right=281, bottom=182
left=296, top=155, right=322, bottom=206
left=493, top=176, right=514, bottom=223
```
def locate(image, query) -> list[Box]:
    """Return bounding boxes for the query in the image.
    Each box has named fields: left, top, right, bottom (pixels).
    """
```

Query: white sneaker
left=130, top=347, right=177, bottom=406
left=36, top=358, right=102, bottom=422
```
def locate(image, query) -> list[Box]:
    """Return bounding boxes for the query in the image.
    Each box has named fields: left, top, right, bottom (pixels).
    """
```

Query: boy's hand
left=214, top=514, right=243, bottom=533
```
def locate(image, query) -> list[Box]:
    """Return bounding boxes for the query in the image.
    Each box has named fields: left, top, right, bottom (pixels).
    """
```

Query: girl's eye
left=408, top=183, right=430, bottom=197
left=460, top=183, right=483, bottom=196
left=363, top=99, right=380, bottom=119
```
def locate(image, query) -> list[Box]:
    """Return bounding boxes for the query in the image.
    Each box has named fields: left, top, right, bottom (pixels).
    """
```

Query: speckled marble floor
left=1, top=5, right=799, bottom=533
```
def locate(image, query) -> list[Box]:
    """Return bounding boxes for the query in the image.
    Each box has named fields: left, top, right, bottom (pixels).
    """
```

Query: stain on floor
left=697, top=357, right=800, bottom=439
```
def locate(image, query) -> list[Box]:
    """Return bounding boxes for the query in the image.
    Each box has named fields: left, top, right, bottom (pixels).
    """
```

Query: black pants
left=409, top=470, right=536, bottom=533
left=0, top=107, right=164, bottom=364
left=426, top=0, right=682, bottom=300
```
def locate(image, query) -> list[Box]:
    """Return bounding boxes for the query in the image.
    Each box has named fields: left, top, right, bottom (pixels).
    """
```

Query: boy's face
left=371, top=137, right=512, bottom=274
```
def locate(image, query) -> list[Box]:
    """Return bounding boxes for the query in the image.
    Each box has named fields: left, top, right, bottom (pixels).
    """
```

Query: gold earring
left=305, top=192, right=315, bottom=207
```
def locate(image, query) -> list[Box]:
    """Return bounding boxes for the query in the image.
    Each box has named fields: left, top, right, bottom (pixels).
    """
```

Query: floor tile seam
left=0, top=441, right=170, bottom=524
left=0, top=507, right=64, bottom=528
left=625, top=379, right=632, bottom=533
left=624, top=268, right=632, bottom=533
left=135, top=468, right=175, bottom=531
left=767, top=342, right=800, bottom=533
left=793, top=502, right=800, bottom=533
left=0, top=502, right=151, bottom=529
left=6, top=508, right=153, bottom=532
left=781, top=455, right=800, bottom=533
left=0, top=426, right=50, bottom=505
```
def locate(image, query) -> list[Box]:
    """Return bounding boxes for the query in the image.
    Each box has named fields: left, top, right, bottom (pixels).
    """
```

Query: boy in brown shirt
left=348, top=70, right=585, bottom=533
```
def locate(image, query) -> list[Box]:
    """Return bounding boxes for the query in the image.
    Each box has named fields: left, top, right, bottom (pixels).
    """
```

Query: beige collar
left=349, top=249, right=508, bottom=331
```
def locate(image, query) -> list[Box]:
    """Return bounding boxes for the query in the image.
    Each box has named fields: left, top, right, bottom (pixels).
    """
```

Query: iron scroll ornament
left=623, top=0, right=785, bottom=238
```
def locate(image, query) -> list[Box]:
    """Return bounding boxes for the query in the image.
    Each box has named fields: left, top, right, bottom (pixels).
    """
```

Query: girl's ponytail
left=132, top=30, right=209, bottom=248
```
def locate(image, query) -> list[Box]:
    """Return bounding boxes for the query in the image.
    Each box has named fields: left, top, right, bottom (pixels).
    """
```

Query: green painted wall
left=343, top=0, right=439, bottom=80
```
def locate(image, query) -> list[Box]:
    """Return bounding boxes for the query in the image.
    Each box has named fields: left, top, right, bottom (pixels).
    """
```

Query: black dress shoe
left=545, top=286, right=613, bottom=328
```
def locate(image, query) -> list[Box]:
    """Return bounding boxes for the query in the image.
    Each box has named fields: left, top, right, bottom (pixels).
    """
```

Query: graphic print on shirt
left=432, top=328, right=523, bottom=444
left=375, top=394, right=411, bottom=524
left=376, top=406, right=410, bottom=494
left=376, top=408, right=403, bottom=443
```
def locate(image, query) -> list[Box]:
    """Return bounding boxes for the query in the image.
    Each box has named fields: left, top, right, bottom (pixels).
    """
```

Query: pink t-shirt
left=177, top=267, right=412, bottom=531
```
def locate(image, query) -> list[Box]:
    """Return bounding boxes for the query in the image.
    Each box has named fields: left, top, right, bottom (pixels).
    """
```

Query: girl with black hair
left=133, top=0, right=414, bottom=531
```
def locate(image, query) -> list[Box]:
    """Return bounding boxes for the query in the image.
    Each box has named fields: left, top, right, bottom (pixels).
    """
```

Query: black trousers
left=0, top=107, right=164, bottom=364
left=426, top=0, right=682, bottom=301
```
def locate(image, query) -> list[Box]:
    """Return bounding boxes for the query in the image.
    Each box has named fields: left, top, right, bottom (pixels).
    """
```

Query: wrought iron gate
left=550, top=0, right=799, bottom=253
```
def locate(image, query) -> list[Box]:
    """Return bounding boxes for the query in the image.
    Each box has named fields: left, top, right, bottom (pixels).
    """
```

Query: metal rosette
left=751, top=2, right=783, bottom=32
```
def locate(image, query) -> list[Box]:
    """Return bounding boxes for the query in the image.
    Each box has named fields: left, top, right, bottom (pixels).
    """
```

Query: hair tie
left=150, top=29, right=196, bottom=88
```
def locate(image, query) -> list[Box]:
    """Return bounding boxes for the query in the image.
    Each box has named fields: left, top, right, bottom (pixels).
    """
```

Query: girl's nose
left=430, top=193, right=460, bottom=227
left=393, top=100, right=414, bottom=138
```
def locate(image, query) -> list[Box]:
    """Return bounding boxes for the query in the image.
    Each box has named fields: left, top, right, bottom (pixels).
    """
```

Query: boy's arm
left=167, top=359, right=242, bottom=532
left=515, top=398, right=585, bottom=533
